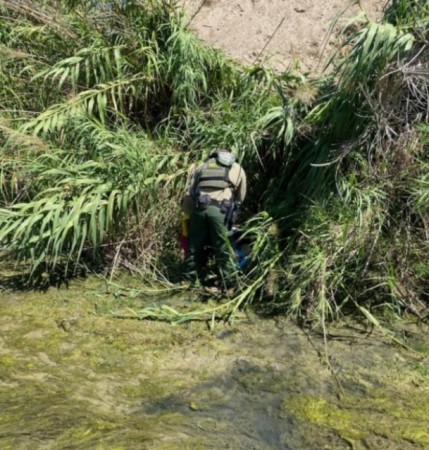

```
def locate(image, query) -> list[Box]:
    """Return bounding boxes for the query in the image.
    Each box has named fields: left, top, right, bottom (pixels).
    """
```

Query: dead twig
left=185, top=0, right=208, bottom=28
left=253, top=16, right=285, bottom=65
left=1, top=0, right=79, bottom=40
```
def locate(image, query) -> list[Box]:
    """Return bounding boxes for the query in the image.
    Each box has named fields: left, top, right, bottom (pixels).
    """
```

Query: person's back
left=182, top=150, right=247, bottom=289
left=191, top=153, right=246, bottom=204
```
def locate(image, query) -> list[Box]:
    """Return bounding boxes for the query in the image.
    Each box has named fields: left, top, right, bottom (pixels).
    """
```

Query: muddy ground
left=180, top=0, right=388, bottom=72
left=1, top=276, right=429, bottom=449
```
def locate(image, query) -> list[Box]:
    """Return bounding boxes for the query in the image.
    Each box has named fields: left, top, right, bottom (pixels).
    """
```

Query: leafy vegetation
left=0, top=0, right=428, bottom=324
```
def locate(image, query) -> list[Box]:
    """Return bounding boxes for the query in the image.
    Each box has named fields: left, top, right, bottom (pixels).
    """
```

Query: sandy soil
left=180, top=0, right=389, bottom=72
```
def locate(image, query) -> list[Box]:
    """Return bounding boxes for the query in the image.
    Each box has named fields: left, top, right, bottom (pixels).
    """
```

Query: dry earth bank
left=181, top=0, right=388, bottom=72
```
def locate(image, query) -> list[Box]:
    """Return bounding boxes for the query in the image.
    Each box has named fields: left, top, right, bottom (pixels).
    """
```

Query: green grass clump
left=0, top=0, right=428, bottom=325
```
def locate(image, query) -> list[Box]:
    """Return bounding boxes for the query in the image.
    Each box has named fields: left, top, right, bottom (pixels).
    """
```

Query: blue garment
left=235, top=246, right=249, bottom=270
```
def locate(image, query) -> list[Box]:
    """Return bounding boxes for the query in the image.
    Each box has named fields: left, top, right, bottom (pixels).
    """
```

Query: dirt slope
left=181, top=0, right=389, bottom=72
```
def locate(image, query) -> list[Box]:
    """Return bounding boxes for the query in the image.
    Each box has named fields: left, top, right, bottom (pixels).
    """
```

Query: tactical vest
left=196, top=158, right=233, bottom=192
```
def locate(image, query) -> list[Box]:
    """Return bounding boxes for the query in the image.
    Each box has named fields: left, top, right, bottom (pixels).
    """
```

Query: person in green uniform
left=182, top=150, right=247, bottom=289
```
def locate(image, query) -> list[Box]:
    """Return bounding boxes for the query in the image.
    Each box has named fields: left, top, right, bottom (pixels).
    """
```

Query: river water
left=0, top=277, right=428, bottom=449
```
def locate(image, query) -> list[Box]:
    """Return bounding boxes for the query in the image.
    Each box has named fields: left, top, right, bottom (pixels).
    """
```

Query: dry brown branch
left=1, top=0, right=79, bottom=40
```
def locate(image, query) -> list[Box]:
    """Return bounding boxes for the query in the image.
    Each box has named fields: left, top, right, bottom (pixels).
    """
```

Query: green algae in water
left=285, top=397, right=366, bottom=441
left=2, top=276, right=429, bottom=449
left=284, top=393, right=429, bottom=448
left=0, top=379, right=191, bottom=450
left=0, top=278, right=226, bottom=449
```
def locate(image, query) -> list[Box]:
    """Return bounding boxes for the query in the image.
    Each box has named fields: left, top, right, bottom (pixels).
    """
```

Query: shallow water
left=1, top=277, right=429, bottom=449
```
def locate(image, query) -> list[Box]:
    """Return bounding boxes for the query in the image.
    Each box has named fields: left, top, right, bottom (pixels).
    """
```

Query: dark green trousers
left=183, top=205, right=235, bottom=285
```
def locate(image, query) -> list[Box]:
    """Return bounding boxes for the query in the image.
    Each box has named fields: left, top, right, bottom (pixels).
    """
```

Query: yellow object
left=181, top=212, right=190, bottom=237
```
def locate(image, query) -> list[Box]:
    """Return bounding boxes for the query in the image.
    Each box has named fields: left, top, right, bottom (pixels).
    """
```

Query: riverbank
left=181, top=0, right=386, bottom=72
left=1, top=276, right=428, bottom=449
